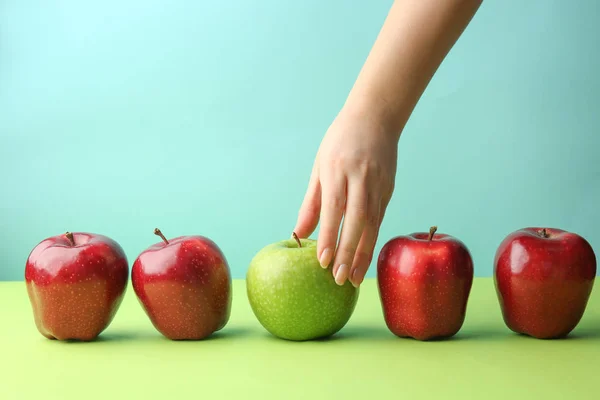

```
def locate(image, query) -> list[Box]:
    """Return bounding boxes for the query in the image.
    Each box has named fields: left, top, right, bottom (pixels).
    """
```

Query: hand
left=294, top=0, right=482, bottom=287
left=294, top=105, right=398, bottom=287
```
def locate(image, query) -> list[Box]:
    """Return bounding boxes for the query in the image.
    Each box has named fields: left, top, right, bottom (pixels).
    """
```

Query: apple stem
left=292, top=231, right=302, bottom=248
left=540, top=228, right=550, bottom=238
left=65, top=232, right=75, bottom=246
left=154, top=228, right=169, bottom=245
left=428, top=226, right=438, bottom=241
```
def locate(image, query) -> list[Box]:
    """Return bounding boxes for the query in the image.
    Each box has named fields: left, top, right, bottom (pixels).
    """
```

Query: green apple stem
left=292, top=232, right=302, bottom=248
left=65, top=232, right=75, bottom=246
left=154, top=228, right=169, bottom=245
left=428, top=226, right=438, bottom=241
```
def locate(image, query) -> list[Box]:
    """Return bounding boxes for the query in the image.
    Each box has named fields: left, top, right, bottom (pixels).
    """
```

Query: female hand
left=293, top=104, right=399, bottom=288
left=293, top=0, right=482, bottom=287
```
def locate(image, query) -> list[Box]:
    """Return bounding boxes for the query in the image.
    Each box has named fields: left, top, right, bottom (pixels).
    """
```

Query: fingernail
left=335, top=264, right=348, bottom=286
left=350, top=268, right=362, bottom=288
left=319, top=248, right=332, bottom=268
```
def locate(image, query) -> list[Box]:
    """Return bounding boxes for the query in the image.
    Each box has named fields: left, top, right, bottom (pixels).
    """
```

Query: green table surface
left=1, top=278, right=598, bottom=400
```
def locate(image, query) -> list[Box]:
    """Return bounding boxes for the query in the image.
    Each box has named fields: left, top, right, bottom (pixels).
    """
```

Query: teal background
left=1, top=0, right=598, bottom=281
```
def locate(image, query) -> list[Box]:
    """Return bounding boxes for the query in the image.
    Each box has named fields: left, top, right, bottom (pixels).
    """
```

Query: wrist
left=339, top=94, right=405, bottom=143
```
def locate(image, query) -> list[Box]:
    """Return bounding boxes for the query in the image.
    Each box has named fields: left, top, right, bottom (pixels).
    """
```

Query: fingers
left=293, top=168, right=322, bottom=239
left=296, top=156, right=395, bottom=289
left=346, top=185, right=393, bottom=287
left=348, top=192, right=381, bottom=288
left=316, top=173, right=346, bottom=269
left=378, top=190, right=392, bottom=228
left=331, top=180, right=367, bottom=285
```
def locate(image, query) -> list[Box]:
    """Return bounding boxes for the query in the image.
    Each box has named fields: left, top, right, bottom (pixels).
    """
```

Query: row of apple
left=376, top=226, right=596, bottom=340
left=24, top=226, right=596, bottom=342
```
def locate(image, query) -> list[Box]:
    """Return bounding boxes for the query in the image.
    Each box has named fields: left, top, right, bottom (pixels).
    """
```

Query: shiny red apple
left=377, top=226, right=474, bottom=340
left=494, top=227, right=596, bottom=339
left=131, top=228, right=232, bottom=340
left=25, top=232, right=129, bottom=341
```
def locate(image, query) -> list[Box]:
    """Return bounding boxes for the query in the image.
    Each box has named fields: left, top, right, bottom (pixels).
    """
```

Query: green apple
left=246, top=234, right=359, bottom=341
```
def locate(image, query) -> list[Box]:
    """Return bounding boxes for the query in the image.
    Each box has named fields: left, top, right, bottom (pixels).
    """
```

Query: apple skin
left=25, top=232, right=129, bottom=341
left=246, top=237, right=359, bottom=341
left=131, top=231, right=232, bottom=340
left=494, top=227, right=596, bottom=339
left=377, top=227, right=474, bottom=341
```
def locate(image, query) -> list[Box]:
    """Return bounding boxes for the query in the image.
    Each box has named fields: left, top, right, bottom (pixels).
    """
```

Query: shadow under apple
left=45, top=330, right=153, bottom=344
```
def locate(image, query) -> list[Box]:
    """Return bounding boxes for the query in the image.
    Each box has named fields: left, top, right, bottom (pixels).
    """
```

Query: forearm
left=343, top=0, right=483, bottom=139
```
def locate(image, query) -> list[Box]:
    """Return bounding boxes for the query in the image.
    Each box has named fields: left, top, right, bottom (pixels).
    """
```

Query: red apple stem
left=428, top=226, right=438, bottom=241
left=539, top=228, right=549, bottom=238
left=154, top=228, right=169, bottom=245
left=292, top=231, right=302, bottom=248
left=65, top=232, right=75, bottom=246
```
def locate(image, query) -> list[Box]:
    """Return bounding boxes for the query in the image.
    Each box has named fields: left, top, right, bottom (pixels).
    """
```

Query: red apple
left=25, top=232, right=129, bottom=341
left=131, top=228, right=232, bottom=340
left=494, top=227, right=596, bottom=339
left=377, top=226, right=474, bottom=340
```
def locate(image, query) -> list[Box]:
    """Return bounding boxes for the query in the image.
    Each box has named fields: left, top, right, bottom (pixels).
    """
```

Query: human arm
left=293, top=0, right=483, bottom=287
